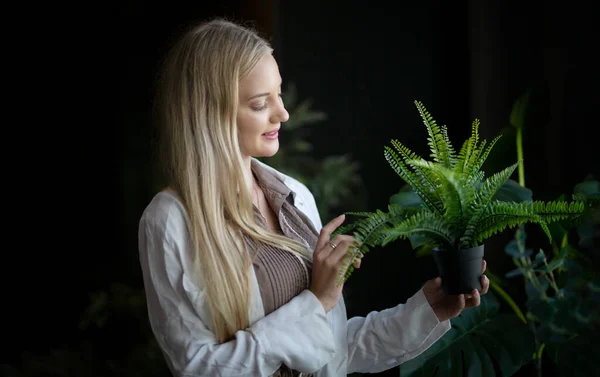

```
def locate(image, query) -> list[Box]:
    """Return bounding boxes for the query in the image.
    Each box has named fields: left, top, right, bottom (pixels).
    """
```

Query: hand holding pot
left=423, top=259, right=490, bottom=322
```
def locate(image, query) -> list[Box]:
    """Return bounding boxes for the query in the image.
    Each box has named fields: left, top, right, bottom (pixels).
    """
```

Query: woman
left=138, top=18, right=489, bottom=377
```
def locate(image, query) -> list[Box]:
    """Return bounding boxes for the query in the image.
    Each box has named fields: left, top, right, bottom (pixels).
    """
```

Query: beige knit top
left=247, top=160, right=319, bottom=377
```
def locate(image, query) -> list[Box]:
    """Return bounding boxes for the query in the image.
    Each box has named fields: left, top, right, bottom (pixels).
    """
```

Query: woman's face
left=237, top=53, right=289, bottom=160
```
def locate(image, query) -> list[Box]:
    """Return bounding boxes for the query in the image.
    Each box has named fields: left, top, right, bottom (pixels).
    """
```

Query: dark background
left=5, top=1, right=598, bottom=376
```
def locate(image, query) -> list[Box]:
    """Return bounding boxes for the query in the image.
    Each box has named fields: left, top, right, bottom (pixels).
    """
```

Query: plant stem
left=543, top=255, right=562, bottom=298
left=517, top=127, right=525, bottom=187
left=489, top=279, right=527, bottom=323
left=530, top=320, right=543, bottom=377
left=516, top=127, right=543, bottom=374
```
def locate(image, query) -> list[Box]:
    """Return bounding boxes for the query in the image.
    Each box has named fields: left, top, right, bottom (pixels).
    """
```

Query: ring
left=328, top=241, right=338, bottom=249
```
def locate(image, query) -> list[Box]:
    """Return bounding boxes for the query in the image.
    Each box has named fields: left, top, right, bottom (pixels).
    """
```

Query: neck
left=243, top=155, right=255, bottom=186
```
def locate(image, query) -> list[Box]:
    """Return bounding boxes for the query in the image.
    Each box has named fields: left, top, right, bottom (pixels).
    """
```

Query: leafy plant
left=333, top=100, right=586, bottom=284
left=485, top=89, right=600, bottom=377
left=501, top=92, right=600, bottom=375
left=398, top=291, right=535, bottom=377
left=389, top=90, right=599, bottom=377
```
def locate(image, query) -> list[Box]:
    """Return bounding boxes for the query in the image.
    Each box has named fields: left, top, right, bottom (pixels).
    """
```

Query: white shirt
left=138, top=159, right=451, bottom=377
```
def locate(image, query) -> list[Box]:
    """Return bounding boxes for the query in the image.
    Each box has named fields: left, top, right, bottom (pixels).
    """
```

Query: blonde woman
left=138, top=18, right=489, bottom=377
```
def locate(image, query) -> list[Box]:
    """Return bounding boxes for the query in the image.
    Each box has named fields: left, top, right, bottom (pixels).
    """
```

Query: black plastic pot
left=432, top=245, right=484, bottom=295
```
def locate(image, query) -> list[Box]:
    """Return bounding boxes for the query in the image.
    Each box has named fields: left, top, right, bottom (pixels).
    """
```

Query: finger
left=480, top=274, right=490, bottom=295
left=317, top=235, right=353, bottom=263
left=466, top=289, right=481, bottom=308
left=316, top=214, right=346, bottom=252
left=482, top=259, right=487, bottom=273
left=423, top=277, right=442, bottom=293
left=328, top=239, right=356, bottom=263
left=456, top=294, right=466, bottom=312
left=328, top=235, right=356, bottom=253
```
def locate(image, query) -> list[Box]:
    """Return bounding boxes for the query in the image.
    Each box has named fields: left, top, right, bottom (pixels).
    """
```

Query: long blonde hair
left=154, top=18, right=313, bottom=343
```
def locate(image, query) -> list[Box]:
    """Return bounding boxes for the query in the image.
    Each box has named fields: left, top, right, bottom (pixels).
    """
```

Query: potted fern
left=334, top=100, right=586, bottom=294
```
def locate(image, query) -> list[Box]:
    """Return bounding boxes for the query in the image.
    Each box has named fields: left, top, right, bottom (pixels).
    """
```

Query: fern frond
left=344, top=211, right=378, bottom=217
left=380, top=210, right=454, bottom=248
left=467, top=134, right=502, bottom=184
left=467, top=200, right=587, bottom=247
left=414, top=100, right=452, bottom=168
left=471, top=201, right=546, bottom=246
left=470, top=162, right=520, bottom=217
left=456, top=118, right=480, bottom=177
left=408, top=159, right=466, bottom=229
left=335, top=204, right=412, bottom=284
left=441, top=124, right=457, bottom=167
left=530, top=200, right=587, bottom=224
left=389, top=139, right=442, bottom=196
left=384, top=146, right=445, bottom=214
left=459, top=162, right=520, bottom=248
left=469, top=170, right=486, bottom=189
left=331, top=221, right=362, bottom=238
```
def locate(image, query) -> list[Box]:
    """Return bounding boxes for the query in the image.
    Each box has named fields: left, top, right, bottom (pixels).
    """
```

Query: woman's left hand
left=422, top=260, right=490, bottom=322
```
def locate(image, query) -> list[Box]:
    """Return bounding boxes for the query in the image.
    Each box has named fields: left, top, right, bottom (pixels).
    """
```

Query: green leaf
left=509, top=89, right=531, bottom=130
left=493, top=179, right=533, bottom=203
left=384, top=144, right=444, bottom=215
left=398, top=292, right=535, bottom=377
left=505, top=268, right=524, bottom=278
left=414, top=100, right=453, bottom=168
left=534, top=258, right=564, bottom=273
left=380, top=210, right=453, bottom=248
left=573, top=179, right=599, bottom=198
left=390, top=189, right=424, bottom=209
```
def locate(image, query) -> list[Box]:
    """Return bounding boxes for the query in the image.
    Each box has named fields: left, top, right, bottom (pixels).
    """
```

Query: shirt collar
left=251, top=159, right=293, bottom=198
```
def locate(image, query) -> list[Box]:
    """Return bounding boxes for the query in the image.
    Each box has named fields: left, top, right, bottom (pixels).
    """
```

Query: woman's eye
left=252, top=104, right=267, bottom=111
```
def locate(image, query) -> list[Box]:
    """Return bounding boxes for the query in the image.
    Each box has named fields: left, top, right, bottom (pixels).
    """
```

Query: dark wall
left=10, top=1, right=597, bottom=376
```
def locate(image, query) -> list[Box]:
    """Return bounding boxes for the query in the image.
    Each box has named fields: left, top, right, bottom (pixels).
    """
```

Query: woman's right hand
left=309, top=214, right=361, bottom=312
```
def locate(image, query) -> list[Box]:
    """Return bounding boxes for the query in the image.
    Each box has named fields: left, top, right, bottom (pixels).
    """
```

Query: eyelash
left=253, top=93, right=283, bottom=111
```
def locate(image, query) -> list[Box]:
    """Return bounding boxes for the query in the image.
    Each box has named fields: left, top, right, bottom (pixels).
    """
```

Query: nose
left=271, top=100, right=289, bottom=124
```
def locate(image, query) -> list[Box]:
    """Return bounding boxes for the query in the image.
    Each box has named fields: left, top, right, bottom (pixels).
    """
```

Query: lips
left=262, top=127, right=280, bottom=136
left=262, top=127, right=280, bottom=140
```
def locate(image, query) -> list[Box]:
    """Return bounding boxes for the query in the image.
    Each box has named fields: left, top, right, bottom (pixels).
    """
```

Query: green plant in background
left=259, top=82, right=368, bottom=222
left=397, top=176, right=599, bottom=377
left=397, top=287, right=536, bottom=377
left=337, top=96, right=597, bottom=377
left=333, top=100, right=586, bottom=284
left=392, top=91, right=599, bottom=377
left=496, top=90, right=600, bottom=377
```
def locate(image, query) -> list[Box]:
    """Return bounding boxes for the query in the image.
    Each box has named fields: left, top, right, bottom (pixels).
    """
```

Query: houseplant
left=333, top=100, right=586, bottom=294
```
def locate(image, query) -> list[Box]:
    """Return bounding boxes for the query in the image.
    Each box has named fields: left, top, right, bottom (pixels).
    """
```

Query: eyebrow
left=248, top=92, right=270, bottom=100
left=247, top=80, right=283, bottom=101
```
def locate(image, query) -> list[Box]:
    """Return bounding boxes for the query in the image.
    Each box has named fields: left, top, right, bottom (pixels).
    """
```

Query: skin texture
left=236, top=53, right=489, bottom=317
left=237, top=53, right=289, bottom=171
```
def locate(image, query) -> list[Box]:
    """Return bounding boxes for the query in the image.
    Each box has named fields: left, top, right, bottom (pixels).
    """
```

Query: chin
left=260, top=147, right=279, bottom=158
left=257, top=142, right=279, bottom=158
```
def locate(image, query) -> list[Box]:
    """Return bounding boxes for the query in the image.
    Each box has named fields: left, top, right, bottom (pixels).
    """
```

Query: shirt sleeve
left=138, top=203, right=337, bottom=377
left=345, top=289, right=451, bottom=374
